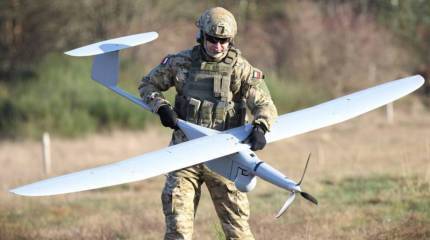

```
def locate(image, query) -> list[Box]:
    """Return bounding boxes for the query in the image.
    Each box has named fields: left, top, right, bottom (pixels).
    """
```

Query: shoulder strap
left=223, top=47, right=240, bottom=66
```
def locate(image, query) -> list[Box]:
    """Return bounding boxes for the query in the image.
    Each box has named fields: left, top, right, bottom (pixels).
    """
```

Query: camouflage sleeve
left=234, top=57, right=278, bottom=131
left=138, top=55, right=176, bottom=112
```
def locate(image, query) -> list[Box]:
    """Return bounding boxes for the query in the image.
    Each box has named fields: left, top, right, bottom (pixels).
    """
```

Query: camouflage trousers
left=161, top=130, right=255, bottom=240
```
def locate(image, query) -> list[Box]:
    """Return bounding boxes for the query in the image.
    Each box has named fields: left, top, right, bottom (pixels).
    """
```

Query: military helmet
left=196, top=7, right=237, bottom=39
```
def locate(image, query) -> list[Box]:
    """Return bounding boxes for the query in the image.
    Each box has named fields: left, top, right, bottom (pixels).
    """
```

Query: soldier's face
left=204, top=35, right=230, bottom=59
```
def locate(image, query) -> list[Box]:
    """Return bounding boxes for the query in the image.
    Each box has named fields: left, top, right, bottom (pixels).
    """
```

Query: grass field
left=1, top=103, right=429, bottom=239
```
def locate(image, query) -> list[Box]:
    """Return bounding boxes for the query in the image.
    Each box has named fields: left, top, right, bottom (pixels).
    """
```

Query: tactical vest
left=174, top=46, right=246, bottom=130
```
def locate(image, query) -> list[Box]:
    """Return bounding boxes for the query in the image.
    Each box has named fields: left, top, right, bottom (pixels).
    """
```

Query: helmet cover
left=196, top=7, right=237, bottom=39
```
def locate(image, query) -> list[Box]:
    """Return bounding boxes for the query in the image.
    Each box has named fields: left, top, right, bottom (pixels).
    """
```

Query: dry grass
left=1, top=102, right=429, bottom=239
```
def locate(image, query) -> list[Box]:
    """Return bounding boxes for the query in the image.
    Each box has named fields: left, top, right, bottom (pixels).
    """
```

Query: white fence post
left=42, top=132, right=51, bottom=175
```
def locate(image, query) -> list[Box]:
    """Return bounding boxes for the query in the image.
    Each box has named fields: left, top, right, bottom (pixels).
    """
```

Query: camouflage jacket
left=138, top=45, right=277, bottom=130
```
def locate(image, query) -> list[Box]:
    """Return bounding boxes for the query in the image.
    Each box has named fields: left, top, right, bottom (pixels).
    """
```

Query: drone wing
left=227, top=75, right=425, bottom=143
left=10, top=133, right=248, bottom=196
left=64, top=32, right=158, bottom=57
left=266, top=75, right=424, bottom=143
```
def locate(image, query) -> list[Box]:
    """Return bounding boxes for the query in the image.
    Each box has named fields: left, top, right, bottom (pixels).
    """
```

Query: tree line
left=1, top=0, right=429, bottom=83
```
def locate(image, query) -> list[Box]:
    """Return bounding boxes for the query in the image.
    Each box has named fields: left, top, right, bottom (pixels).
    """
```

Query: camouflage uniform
left=139, top=7, right=277, bottom=240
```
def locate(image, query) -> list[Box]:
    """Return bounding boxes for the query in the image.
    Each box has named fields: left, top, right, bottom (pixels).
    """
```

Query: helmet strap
left=196, top=30, right=204, bottom=44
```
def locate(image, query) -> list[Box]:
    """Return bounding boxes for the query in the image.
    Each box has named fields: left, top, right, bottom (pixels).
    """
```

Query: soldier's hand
left=157, top=105, right=178, bottom=130
left=249, top=124, right=267, bottom=151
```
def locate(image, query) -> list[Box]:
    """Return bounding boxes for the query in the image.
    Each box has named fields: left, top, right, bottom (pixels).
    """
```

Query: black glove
left=157, top=105, right=178, bottom=130
left=249, top=124, right=267, bottom=151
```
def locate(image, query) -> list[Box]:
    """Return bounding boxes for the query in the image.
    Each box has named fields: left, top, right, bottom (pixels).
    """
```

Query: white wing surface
left=10, top=134, right=249, bottom=196
left=227, top=75, right=424, bottom=143
left=266, top=75, right=424, bottom=143
left=64, top=32, right=158, bottom=57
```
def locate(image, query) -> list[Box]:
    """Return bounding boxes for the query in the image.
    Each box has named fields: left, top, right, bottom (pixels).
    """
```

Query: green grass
left=248, top=174, right=430, bottom=239
left=0, top=55, right=330, bottom=139
left=0, top=199, right=120, bottom=240
left=265, top=73, right=331, bottom=113
left=321, top=175, right=430, bottom=222
left=1, top=175, right=429, bottom=239
left=0, top=54, right=152, bottom=138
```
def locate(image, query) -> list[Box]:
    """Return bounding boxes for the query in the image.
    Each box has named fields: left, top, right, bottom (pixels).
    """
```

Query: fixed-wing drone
left=10, top=32, right=424, bottom=218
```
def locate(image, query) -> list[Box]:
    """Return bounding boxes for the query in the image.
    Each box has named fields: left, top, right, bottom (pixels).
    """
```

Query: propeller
left=297, top=153, right=318, bottom=205
left=275, top=192, right=296, bottom=218
left=275, top=153, right=318, bottom=218
left=300, top=191, right=318, bottom=205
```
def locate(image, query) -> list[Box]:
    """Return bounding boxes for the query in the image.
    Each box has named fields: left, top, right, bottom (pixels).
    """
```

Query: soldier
left=139, top=7, right=277, bottom=240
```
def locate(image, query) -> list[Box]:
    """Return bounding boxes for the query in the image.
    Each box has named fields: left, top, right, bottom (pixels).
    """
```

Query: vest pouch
left=174, top=95, right=188, bottom=120
left=198, top=100, right=214, bottom=127
left=186, top=97, right=201, bottom=124
left=213, top=75, right=222, bottom=98
left=225, top=101, right=241, bottom=129
left=220, top=75, right=231, bottom=101
left=213, top=101, right=228, bottom=130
